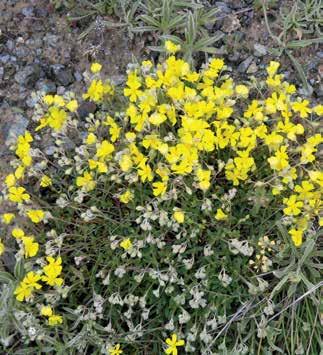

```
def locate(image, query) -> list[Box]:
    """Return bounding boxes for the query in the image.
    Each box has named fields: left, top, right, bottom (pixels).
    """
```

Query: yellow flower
left=215, top=208, right=228, bottom=221
left=288, top=228, right=303, bottom=247
left=8, top=186, right=30, bottom=203
left=14, top=271, right=42, bottom=301
left=235, top=84, right=249, bottom=97
left=41, top=306, right=53, bottom=317
left=120, top=154, right=133, bottom=172
left=266, top=61, right=280, bottom=77
left=83, top=79, right=113, bottom=102
left=173, top=210, right=185, bottom=224
left=12, top=228, right=25, bottom=239
left=40, top=175, right=52, bottom=188
left=165, top=333, right=185, bottom=355
left=2, top=213, right=15, bottom=224
left=48, top=314, right=63, bottom=326
left=291, top=100, right=311, bottom=118
left=22, top=236, right=39, bottom=258
left=91, top=62, right=102, bottom=73
left=86, top=133, right=97, bottom=145
left=14, top=282, right=33, bottom=302
left=0, top=239, right=5, bottom=256
left=119, top=190, right=133, bottom=204
left=165, top=40, right=181, bottom=53
left=120, top=238, right=132, bottom=250
left=26, top=209, right=45, bottom=223
left=66, top=99, right=78, bottom=112
left=108, top=344, right=123, bottom=355
left=125, top=132, right=136, bottom=142
left=42, top=256, right=64, bottom=287
left=5, top=174, right=16, bottom=188
left=43, top=95, right=54, bottom=105
left=152, top=181, right=167, bottom=197
left=76, top=171, right=96, bottom=192
left=283, top=195, right=303, bottom=216
left=96, top=140, right=115, bottom=161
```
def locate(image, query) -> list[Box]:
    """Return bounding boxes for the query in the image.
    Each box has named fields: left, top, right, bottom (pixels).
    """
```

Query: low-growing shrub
left=0, top=42, right=322, bottom=353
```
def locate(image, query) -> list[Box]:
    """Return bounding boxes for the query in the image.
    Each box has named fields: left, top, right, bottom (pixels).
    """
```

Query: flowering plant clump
left=0, top=42, right=322, bottom=353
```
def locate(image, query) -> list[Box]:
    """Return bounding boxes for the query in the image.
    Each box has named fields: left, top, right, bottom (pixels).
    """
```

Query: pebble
left=14, top=64, right=41, bottom=88
left=35, top=79, right=57, bottom=94
left=78, top=101, right=97, bottom=119
left=50, top=64, right=74, bottom=86
left=253, top=43, right=267, bottom=57
left=21, top=6, right=34, bottom=17
left=237, top=56, right=253, bottom=73
left=0, top=110, right=29, bottom=152
left=247, top=62, right=258, bottom=74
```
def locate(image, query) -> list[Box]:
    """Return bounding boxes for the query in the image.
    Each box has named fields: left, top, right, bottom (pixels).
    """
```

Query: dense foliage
left=0, top=42, right=322, bottom=354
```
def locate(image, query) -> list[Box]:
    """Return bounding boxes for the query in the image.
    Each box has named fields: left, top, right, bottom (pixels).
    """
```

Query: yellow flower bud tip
left=91, top=62, right=102, bottom=73
left=173, top=210, right=185, bottom=224
left=120, top=238, right=132, bottom=250
left=165, top=40, right=181, bottom=53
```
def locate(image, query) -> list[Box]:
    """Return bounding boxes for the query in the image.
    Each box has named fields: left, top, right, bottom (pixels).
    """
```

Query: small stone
left=77, top=101, right=97, bottom=119
left=21, top=6, right=34, bottom=17
left=247, top=62, right=258, bottom=74
left=14, top=64, right=41, bottom=88
left=4, top=63, right=16, bottom=79
left=6, top=40, right=14, bottom=51
left=74, top=71, right=83, bottom=82
left=110, top=75, right=125, bottom=86
left=50, top=64, right=74, bottom=86
left=0, top=54, right=10, bottom=63
left=0, top=108, right=29, bottom=154
left=314, top=83, right=323, bottom=97
left=35, top=79, right=57, bottom=94
left=237, top=56, right=253, bottom=73
left=0, top=66, right=4, bottom=80
left=45, top=145, right=56, bottom=156
left=254, top=43, right=267, bottom=57
left=228, top=52, right=240, bottom=63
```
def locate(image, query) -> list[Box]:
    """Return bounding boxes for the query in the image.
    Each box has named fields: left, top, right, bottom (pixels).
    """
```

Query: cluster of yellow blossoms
left=0, top=41, right=322, bottom=350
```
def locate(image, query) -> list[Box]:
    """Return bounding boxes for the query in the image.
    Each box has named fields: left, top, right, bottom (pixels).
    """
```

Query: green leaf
left=14, top=259, right=24, bottom=280
left=287, top=38, right=323, bottom=48
left=0, top=271, right=15, bottom=284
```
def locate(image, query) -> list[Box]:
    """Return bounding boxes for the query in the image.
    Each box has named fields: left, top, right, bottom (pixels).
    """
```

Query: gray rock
left=214, top=2, right=231, bottom=14
left=0, top=109, right=29, bottom=154
left=0, top=66, right=3, bottom=81
left=57, top=86, right=66, bottom=95
left=21, top=6, right=34, bottom=17
left=6, top=40, right=14, bottom=51
left=228, top=52, right=241, bottom=63
left=0, top=54, right=10, bottom=63
left=314, top=83, right=323, bottom=97
left=111, top=74, right=125, bottom=86
left=237, top=56, right=253, bottom=73
left=43, top=34, right=59, bottom=47
left=247, top=62, right=258, bottom=74
left=50, top=64, right=74, bottom=86
left=254, top=43, right=267, bottom=57
left=45, top=145, right=56, bottom=156
left=14, top=64, right=41, bottom=88
left=74, top=71, right=83, bottom=82
left=78, top=101, right=97, bottom=119
left=4, top=63, right=16, bottom=79
left=15, top=47, right=29, bottom=58
left=35, top=79, right=57, bottom=94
